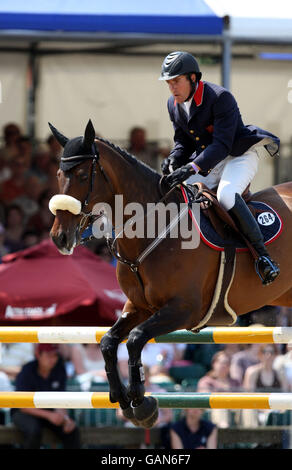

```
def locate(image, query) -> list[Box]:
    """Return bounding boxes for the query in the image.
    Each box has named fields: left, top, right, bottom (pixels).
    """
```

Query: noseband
left=49, top=142, right=113, bottom=244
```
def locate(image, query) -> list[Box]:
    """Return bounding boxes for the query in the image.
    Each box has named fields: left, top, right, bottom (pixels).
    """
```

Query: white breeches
left=186, top=148, right=260, bottom=211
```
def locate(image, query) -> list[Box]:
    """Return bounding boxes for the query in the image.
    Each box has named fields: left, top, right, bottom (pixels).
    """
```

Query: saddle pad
left=181, top=187, right=283, bottom=252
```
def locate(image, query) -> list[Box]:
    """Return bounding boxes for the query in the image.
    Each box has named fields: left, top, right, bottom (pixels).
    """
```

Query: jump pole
left=0, top=326, right=291, bottom=344
left=0, top=392, right=292, bottom=410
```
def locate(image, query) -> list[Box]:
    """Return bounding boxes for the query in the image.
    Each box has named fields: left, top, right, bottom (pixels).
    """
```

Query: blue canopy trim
left=0, top=12, right=223, bottom=35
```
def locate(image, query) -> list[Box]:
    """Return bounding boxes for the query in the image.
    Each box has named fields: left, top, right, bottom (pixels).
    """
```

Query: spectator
left=127, top=127, right=159, bottom=170
left=17, top=136, right=33, bottom=169
left=117, top=342, right=185, bottom=383
left=0, top=157, right=11, bottom=186
left=0, top=123, right=21, bottom=164
left=243, top=344, right=288, bottom=392
left=0, top=370, right=13, bottom=425
left=30, top=143, right=52, bottom=185
left=230, top=344, right=261, bottom=386
left=70, top=344, right=107, bottom=384
left=183, top=343, right=221, bottom=371
left=57, top=345, right=76, bottom=379
left=11, top=344, right=80, bottom=449
left=221, top=344, right=241, bottom=359
left=22, top=230, right=41, bottom=249
left=46, top=158, right=60, bottom=195
left=0, top=370, right=13, bottom=391
left=27, top=189, right=54, bottom=234
left=0, top=155, right=30, bottom=205
left=0, top=223, right=10, bottom=260
left=46, top=134, right=62, bottom=160
left=0, top=343, right=34, bottom=380
left=3, top=204, right=25, bottom=252
left=13, top=175, right=43, bottom=221
left=197, top=351, right=239, bottom=393
left=169, top=408, right=217, bottom=449
left=197, top=351, right=239, bottom=428
left=0, top=203, right=4, bottom=225
left=274, top=343, right=292, bottom=391
left=241, top=344, right=288, bottom=427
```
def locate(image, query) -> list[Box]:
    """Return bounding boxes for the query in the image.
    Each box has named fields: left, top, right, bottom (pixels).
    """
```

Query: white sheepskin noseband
left=49, top=194, right=82, bottom=216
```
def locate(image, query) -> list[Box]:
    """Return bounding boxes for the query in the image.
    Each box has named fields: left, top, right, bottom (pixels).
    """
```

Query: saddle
left=188, top=182, right=258, bottom=259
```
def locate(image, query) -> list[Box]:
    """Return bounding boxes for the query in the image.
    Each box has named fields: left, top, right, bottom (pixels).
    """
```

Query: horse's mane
left=97, top=137, right=161, bottom=182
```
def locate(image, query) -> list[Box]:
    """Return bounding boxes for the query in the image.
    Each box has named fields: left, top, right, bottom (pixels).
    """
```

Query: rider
left=159, top=51, right=280, bottom=286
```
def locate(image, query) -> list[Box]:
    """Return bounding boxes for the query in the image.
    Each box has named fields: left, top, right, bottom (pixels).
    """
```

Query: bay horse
left=49, top=120, right=292, bottom=428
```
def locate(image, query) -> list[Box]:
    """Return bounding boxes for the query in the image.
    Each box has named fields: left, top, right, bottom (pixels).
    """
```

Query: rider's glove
left=165, top=162, right=199, bottom=188
left=161, top=156, right=180, bottom=175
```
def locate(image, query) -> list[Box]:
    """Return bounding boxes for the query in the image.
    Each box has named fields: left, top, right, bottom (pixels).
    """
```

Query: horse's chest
left=117, top=269, right=148, bottom=308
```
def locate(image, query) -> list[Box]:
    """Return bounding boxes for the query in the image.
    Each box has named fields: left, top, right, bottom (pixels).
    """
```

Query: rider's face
left=166, top=74, right=195, bottom=103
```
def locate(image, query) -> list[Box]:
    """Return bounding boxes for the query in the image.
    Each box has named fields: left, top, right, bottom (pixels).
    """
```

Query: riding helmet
left=159, top=51, right=202, bottom=81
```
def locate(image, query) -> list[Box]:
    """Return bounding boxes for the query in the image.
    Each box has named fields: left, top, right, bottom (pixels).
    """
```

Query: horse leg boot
left=228, top=193, right=280, bottom=285
left=126, top=301, right=194, bottom=428
left=100, top=305, right=151, bottom=426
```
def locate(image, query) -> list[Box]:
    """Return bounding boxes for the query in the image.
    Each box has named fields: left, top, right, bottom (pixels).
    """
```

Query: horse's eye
left=78, top=173, right=88, bottom=182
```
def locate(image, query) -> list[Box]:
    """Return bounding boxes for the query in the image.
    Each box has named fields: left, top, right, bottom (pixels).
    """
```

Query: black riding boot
left=228, top=193, right=280, bottom=285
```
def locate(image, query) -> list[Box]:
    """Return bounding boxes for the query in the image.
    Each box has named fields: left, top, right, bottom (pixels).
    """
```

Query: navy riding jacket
left=167, top=81, right=280, bottom=175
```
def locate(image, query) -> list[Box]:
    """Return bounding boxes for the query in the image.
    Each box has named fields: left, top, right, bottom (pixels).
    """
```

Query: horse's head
left=49, top=120, right=110, bottom=255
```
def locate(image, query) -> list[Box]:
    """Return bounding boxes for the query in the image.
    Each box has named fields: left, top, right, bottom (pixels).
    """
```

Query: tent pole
left=221, top=17, right=232, bottom=90
left=26, top=43, right=38, bottom=141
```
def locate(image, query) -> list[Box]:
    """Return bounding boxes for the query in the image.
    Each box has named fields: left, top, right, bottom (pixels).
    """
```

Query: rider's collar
left=174, top=80, right=204, bottom=107
left=193, top=80, right=204, bottom=107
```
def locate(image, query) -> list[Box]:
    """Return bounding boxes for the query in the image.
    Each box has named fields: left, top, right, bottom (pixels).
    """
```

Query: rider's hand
left=165, top=162, right=199, bottom=188
left=47, top=411, right=66, bottom=426
left=161, top=157, right=180, bottom=175
left=161, top=157, right=170, bottom=175
left=62, top=416, right=76, bottom=434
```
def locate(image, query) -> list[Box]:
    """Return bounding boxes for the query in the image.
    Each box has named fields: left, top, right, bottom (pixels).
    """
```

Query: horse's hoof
left=122, top=406, right=141, bottom=427
left=140, top=408, right=159, bottom=429
left=132, top=396, right=158, bottom=427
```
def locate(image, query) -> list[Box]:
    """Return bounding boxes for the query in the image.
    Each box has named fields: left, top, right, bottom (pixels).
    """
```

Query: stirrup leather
left=255, top=255, right=280, bottom=285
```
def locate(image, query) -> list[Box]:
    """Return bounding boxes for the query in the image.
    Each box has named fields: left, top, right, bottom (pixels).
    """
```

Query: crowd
left=0, top=122, right=292, bottom=449
left=1, top=316, right=292, bottom=448
left=0, top=122, right=168, bottom=261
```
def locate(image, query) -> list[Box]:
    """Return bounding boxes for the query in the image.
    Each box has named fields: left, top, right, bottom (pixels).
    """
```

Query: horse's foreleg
left=100, top=301, right=151, bottom=410
left=126, top=298, right=195, bottom=427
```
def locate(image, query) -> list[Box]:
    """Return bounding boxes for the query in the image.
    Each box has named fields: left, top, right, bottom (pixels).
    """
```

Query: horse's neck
left=99, top=141, right=162, bottom=257
left=99, top=142, right=161, bottom=208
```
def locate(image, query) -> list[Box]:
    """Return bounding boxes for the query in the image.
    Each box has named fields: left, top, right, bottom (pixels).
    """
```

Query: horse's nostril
left=59, top=232, right=67, bottom=247
left=51, top=231, right=67, bottom=249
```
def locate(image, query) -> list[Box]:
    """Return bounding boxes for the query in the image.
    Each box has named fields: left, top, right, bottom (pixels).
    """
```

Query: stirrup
left=255, top=255, right=280, bottom=286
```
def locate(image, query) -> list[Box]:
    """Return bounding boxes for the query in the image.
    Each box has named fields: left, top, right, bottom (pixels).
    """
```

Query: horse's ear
left=83, top=120, right=96, bottom=147
left=48, top=123, right=69, bottom=147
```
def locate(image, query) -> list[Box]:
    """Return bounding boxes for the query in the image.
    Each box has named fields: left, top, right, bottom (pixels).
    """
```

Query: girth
left=183, top=183, right=238, bottom=331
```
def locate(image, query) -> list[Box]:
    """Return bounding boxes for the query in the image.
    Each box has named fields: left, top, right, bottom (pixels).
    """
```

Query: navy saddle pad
left=188, top=199, right=282, bottom=252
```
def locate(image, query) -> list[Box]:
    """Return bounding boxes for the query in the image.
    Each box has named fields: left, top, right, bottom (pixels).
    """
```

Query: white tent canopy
left=206, top=0, right=292, bottom=42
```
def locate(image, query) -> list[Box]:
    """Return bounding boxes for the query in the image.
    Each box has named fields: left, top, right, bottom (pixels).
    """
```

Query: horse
left=49, top=120, right=292, bottom=428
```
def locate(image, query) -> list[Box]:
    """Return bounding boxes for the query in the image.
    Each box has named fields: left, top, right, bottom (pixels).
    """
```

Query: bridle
left=59, top=142, right=114, bottom=244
